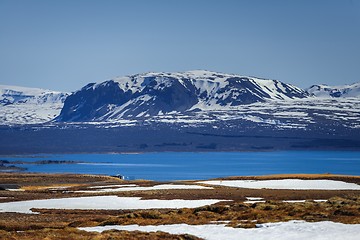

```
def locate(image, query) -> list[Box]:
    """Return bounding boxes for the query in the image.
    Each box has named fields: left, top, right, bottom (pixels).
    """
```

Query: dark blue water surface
left=2, top=151, right=360, bottom=181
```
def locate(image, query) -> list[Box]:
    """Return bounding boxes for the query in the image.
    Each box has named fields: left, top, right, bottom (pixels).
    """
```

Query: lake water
left=2, top=151, right=360, bottom=181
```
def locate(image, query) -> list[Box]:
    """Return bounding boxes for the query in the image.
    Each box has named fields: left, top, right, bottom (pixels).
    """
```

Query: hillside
left=0, top=85, right=68, bottom=125
left=56, top=70, right=308, bottom=122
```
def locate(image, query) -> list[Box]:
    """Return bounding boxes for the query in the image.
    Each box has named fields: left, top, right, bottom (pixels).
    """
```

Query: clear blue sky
left=1, top=0, right=359, bottom=92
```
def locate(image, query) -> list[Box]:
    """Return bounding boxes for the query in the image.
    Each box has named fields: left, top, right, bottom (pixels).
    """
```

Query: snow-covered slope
left=2, top=73, right=359, bottom=127
left=0, top=85, right=68, bottom=125
left=307, top=82, right=360, bottom=98
left=57, top=70, right=308, bottom=121
left=0, top=84, right=68, bottom=105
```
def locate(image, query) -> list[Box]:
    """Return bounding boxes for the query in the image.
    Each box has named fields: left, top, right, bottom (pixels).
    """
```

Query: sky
left=0, top=0, right=359, bottom=92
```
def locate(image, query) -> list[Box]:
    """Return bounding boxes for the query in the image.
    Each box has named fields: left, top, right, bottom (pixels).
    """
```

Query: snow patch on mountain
left=307, top=82, right=360, bottom=98
left=0, top=85, right=68, bottom=125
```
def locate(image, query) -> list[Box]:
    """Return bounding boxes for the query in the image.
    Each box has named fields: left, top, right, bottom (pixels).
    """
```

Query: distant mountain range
left=1, top=71, right=360, bottom=153
left=1, top=70, right=359, bottom=125
left=0, top=85, right=68, bottom=105
left=0, top=85, right=68, bottom=124
left=306, top=83, right=360, bottom=98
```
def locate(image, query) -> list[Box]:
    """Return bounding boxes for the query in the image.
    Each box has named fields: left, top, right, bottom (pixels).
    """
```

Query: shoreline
left=2, top=149, right=360, bottom=156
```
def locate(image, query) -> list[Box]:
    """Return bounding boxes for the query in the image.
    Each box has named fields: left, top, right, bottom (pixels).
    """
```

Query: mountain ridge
left=0, top=84, right=68, bottom=105
left=306, top=82, right=360, bottom=98
left=2, top=71, right=360, bottom=153
left=1, top=71, right=359, bottom=125
left=0, top=85, right=68, bottom=125
left=56, top=70, right=309, bottom=122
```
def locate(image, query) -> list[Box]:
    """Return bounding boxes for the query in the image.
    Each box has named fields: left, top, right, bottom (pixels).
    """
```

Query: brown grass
left=21, top=184, right=83, bottom=191
left=0, top=173, right=123, bottom=186
left=0, top=228, right=201, bottom=240
left=1, top=173, right=360, bottom=239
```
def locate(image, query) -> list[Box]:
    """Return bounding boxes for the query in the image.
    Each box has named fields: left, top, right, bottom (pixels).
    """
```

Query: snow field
left=75, top=184, right=213, bottom=193
left=198, top=179, right=360, bottom=190
left=0, top=196, right=224, bottom=214
left=79, top=220, right=360, bottom=240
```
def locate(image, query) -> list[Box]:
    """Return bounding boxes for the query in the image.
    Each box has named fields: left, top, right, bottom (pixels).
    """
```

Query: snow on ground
left=243, top=197, right=327, bottom=204
left=79, top=220, right=360, bottom=240
left=282, top=200, right=307, bottom=203
left=6, top=188, right=24, bottom=192
left=0, top=196, right=224, bottom=214
left=87, top=184, right=138, bottom=189
left=198, top=179, right=360, bottom=190
left=246, top=197, right=264, bottom=200
left=75, top=184, right=213, bottom=193
left=282, top=199, right=328, bottom=203
left=244, top=200, right=266, bottom=204
left=244, top=197, right=266, bottom=204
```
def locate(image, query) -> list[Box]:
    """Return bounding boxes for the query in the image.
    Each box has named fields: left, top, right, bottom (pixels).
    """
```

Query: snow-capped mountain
left=0, top=85, right=68, bottom=105
left=2, top=73, right=360, bottom=153
left=306, top=83, right=360, bottom=98
left=0, top=85, right=68, bottom=125
left=56, top=70, right=308, bottom=121
left=2, top=71, right=359, bottom=128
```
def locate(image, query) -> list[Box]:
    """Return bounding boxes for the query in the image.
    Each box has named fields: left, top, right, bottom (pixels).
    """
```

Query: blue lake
left=2, top=151, right=360, bottom=181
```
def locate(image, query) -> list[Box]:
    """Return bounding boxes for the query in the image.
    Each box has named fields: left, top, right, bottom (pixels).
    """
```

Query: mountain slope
left=0, top=85, right=68, bottom=125
left=56, top=70, right=308, bottom=122
left=306, top=82, right=360, bottom=98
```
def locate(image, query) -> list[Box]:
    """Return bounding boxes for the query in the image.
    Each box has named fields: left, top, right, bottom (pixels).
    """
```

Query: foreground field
left=0, top=173, right=359, bottom=239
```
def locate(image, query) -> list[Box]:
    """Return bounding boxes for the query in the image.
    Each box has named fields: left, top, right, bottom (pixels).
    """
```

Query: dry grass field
left=0, top=173, right=359, bottom=239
